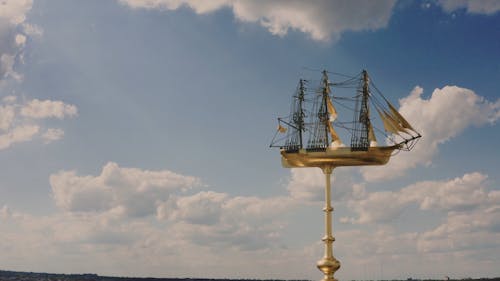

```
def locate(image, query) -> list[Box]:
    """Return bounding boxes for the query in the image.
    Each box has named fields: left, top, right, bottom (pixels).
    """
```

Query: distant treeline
left=0, top=270, right=498, bottom=281
left=0, top=270, right=308, bottom=281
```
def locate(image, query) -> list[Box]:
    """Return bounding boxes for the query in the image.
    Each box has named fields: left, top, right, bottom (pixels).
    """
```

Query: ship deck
left=280, top=145, right=398, bottom=168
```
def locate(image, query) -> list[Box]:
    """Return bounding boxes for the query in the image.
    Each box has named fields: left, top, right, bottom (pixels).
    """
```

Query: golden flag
left=278, top=124, right=287, bottom=133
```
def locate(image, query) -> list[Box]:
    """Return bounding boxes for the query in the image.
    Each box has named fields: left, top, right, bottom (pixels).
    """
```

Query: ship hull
left=281, top=146, right=398, bottom=168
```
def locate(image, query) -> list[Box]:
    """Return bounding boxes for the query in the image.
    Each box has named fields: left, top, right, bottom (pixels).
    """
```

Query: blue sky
left=0, top=0, right=499, bottom=280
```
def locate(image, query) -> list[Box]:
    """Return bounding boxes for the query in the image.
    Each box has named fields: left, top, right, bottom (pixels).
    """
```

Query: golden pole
left=316, top=166, right=340, bottom=281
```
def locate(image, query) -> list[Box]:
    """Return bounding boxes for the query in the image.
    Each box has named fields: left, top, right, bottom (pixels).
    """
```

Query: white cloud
left=0, top=205, right=11, bottom=219
left=0, top=103, right=15, bottom=130
left=287, top=168, right=325, bottom=201
left=363, top=85, right=500, bottom=181
left=0, top=53, right=21, bottom=81
left=15, top=33, right=26, bottom=46
left=0, top=0, right=34, bottom=82
left=50, top=162, right=202, bottom=216
left=0, top=97, right=77, bottom=149
left=287, top=167, right=365, bottom=202
left=42, top=128, right=65, bottom=143
left=154, top=194, right=303, bottom=276
left=158, top=191, right=295, bottom=251
left=50, top=162, right=296, bottom=252
left=438, top=0, right=500, bottom=15
left=418, top=206, right=500, bottom=253
left=119, top=0, right=396, bottom=42
left=0, top=163, right=300, bottom=278
left=163, top=191, right=227, bottom=224
left=2, top=95, right=17, bottom=103
left=0, top=124, right=39, bottom=149
left=21, top=23, right=43, bottom=37
left=344, top=172, right=494, bottom=224
left=0, top=0, right=33, bottom=25
left=0, top=206, right=318, bottom=279
left=334, top=173, right=499, bottom=278
left=336, top=222, right=499, bottom=279
left=2, top=158, right=499, bottom=279
left=21, top=99, right=78, bottom=119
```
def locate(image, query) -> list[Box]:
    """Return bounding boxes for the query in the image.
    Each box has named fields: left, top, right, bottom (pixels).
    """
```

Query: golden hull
left=281, top=146, right=398, bottom=168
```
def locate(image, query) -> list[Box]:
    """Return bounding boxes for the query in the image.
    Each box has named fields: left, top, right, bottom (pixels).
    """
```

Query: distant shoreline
left=1, top=270, right=499, bottom=281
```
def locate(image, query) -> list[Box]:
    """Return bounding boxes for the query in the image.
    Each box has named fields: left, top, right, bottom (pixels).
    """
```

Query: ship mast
left=296, top=79, right=306, bottom=149
left=321, top=70, right=330, bottom=147
left=351, top=70, right=372, bottom=151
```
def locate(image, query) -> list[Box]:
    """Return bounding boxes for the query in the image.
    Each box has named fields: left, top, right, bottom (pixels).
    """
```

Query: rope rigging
left=270, top=69, right=421, bottom=151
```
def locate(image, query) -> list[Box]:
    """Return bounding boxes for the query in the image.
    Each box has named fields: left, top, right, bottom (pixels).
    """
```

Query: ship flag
left=278, top=124, right=287, bottom=133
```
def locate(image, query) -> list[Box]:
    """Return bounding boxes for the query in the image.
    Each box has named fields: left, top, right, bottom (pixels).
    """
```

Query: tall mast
left=306, top=70, right=341, bottom=150
left=361, top=70, right=371, bottom=141
left=351, top=70, right=371, bottom=151
left=297, top=79, right=306, bottom=149
left=321, top=70, right=330, bottom=147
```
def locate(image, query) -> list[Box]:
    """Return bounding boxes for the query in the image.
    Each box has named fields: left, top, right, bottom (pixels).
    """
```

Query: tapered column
left=316, top=166, right=340, bottom=281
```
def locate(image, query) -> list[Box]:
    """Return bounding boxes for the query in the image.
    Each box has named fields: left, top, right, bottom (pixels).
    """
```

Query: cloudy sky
left=0, top=0, right=499, bottom=280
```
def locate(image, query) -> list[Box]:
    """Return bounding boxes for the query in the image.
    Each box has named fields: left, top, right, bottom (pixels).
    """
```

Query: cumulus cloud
left=163, top=191, right=228, bottom=224
left=0, top=205, right=11, bottom=219
left=21, top=99, right=78, bottom=119
left=287, top=168, right=326, bottom=201
left=2, top=158, right=499, bottom=279
left=362, top=85, right=500, bottom=181
left=50, top=162, right=296, bottom=252
left=438, top=0, right=500, bottom=15
left=336, top=220, right=499, bottom=279
left=0, top=0, right=37, bottom=83
left=42, top=128, right=65, bottom=143
left=418, top=206, right=500, bottom=254
left=0, top=96, right=77, bottom=149
left=0, top=0, right=33, bottom=25
left=0, top=53, right=21, bottom=81
left=287, top=167, right=365, bottom=202
left=157, top=191, right=296, bottom=251
left=50, top=162, right=201, bottom=216
left=0, top=124, right=39, bottom=149
left=0, top=206, right=318, bottom=279
left=343, top=172, right=494, bottom=224
left=0, top=102, right=15, bottom=130
left=333, top=171, right=499, bottom=278
left=119, top=0, right=396, bottom=42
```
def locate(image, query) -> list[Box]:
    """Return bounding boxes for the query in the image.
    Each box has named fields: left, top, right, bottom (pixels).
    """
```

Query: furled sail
left=326, top=91, right=342, bottom=144
left=326, top=97, right=338, bottom=122
left=327, top=121, right=341, bottom=143
left=368, top=123, right=377, bottom=145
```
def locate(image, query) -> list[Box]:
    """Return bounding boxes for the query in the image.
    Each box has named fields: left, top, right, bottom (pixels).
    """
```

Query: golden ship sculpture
left=270, top=70, right=420, bottom=281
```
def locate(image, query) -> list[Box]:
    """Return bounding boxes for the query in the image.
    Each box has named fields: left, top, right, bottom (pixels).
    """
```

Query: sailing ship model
left=271, top=69, right=420, bottom=168
left=270, top=70, right=420, bottom=281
